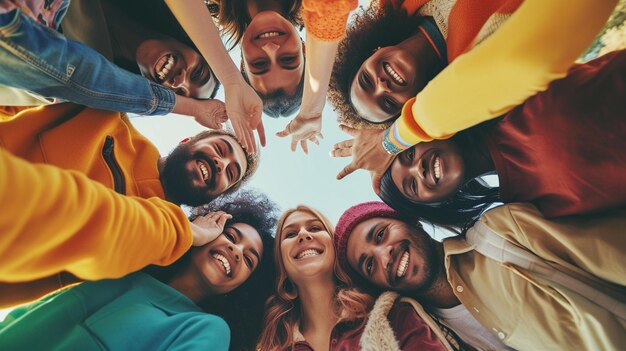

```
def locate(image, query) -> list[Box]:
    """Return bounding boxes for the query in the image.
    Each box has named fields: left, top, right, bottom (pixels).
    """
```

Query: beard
left=160, top=142, right=217, bottom=206
left=404, top=228, right=440, bottom=295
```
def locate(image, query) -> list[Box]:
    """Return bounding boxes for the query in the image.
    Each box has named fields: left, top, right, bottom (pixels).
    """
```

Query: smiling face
left=160, top=134, right=249, bottom=206
left=346, top=217, right=437, bottom=292
left=241, top=11, right=304, bottom=97
left=136, top=37, right=218, bottom=99
left=390, top=139, right=465, bottom=203
left=279, top=211, right=335, bottom=285
left=191, top=222, right=263, bottom=295
left=350, top=46, right=426, bottom=123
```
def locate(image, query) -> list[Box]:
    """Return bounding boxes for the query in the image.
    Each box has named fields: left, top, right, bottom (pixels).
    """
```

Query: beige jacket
left=443, top=203, right=626, bottom=350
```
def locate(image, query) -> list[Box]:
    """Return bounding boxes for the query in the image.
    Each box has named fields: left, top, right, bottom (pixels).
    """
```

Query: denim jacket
left=0, top=8, right=175, bottom=115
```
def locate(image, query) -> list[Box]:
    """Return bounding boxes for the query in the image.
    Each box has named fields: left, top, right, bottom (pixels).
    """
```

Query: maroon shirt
left=292, top=302, right=446, bottom=350
left=485, top=50, right=626, bottom=217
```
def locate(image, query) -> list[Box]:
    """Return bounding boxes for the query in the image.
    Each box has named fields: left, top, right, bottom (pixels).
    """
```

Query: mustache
left=387, top=240, right=409, bottom=286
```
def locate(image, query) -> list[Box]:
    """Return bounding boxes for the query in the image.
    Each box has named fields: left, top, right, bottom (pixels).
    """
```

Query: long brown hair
left=206, top=0, right=303, bottom=49
left=256, top=206, right=374, bottom=350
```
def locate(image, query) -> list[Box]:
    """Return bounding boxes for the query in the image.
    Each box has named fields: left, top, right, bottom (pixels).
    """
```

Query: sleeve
left=389, top=303, right=448, bottom=350
left=387, top=0, right=619, bottom=150
left=0, top=148, right=193, bottom=282
left=481, top=203, right=626, bottom=287
left=301, top=0, right=357, bottom=41
left=0, top=8, right=175, bottom=115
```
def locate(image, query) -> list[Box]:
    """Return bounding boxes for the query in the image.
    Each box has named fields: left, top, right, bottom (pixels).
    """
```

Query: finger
left=333, top=139, right=354, bottom=150
left=337, top=163, right=357, bottom=180
left=301, top=140, right=308, bottom=155
left=276, top=127, right=290, bottom=138
left=339, top=124, right=357, bottom=136
left=243, top=124, right=256, bottom=153
left=256, top=120, right=266, bottom=147
left=330, top=148, right=352, bottom=157
left=317, top=133, right=324, bottom=140
left=290, top=138, right=297, bottom=152
left=216, top=213, right=232, bottom=228
left=310, top=135, right=320, bottom=145
left=232, top=124, right=249, bottom=151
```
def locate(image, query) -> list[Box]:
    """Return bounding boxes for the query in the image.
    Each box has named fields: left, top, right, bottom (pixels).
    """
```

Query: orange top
left=302, top=0, right=358, bottom=41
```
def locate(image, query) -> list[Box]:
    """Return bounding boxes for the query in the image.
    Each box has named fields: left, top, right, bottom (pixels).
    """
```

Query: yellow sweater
left=0, top=104, right=191, bottom=297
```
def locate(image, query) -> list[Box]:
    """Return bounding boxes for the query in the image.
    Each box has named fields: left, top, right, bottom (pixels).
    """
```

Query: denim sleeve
left=0, top=9, right=175, bottom=115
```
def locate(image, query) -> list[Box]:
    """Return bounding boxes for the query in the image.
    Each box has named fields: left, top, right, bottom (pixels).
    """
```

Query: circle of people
left=0, top=0, right=625, bottom=350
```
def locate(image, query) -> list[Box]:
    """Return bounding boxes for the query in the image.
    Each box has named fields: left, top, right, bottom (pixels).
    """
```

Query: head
left=207, top=0, right=303, bottom=49
left=329, top=2, right=436, bottom=129
left=160, top=129, right=259, bottom=206
left=190, top=189, right=279, bottom=351
left=335, top=202, right=441, bottom=294
left=257, top=206, right=373, bottom=350
left=240, top=10, right=305, bottom=117
left=379, top=129, right=500, bottom=227
left=136, top=37, right=220, bottom=99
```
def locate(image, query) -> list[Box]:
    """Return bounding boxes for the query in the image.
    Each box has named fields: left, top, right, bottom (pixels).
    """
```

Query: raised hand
left=276, top=114, right=323, bottom=155
left=190, top=99, right=228, bottom=129
left=189, top=211, right=232, bottom=246
left=224, top=82, right=266, bottom=153
left=330, top=125, right=395, bottom=194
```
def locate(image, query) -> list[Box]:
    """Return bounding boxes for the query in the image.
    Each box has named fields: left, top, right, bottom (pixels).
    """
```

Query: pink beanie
left=334, top=201, right=404, bottom=277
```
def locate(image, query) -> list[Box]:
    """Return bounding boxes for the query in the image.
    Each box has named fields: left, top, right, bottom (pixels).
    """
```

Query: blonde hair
left=256, top=206, right=374, bottom=350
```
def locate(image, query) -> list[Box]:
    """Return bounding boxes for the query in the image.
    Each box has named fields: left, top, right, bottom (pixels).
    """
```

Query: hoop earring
left=283, top=279, right=298, bottom=300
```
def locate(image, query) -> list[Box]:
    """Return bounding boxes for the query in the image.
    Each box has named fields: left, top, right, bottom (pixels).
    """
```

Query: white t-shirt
left=433, top=303, right=515, bottom=351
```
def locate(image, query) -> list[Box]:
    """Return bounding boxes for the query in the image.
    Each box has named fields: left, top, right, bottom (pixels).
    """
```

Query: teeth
left=434, top=157, right=441, bottom=181
left=383, top=63, right=406, bottom=85
left=213, top=253, right=231, bottom=275
left=157, top=55, right=174, bottom=81
left=199, top=162, right=209, bottom=180
left=258, top=31, right=281, bottom=38
left=396, top=251, right=409, bottom=278
left=296, top=249, right=321, bottom=259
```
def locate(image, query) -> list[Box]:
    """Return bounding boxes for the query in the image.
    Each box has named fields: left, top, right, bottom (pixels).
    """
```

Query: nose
left=228, top=244, right=241, bottom=262
left=410, top=158, right=427, bottom=180
left=260, top=42, right=280, bottom=56
left=297, top=229, right=313, bottom=243
left=212, top=157, right=225, bottom=174
left=375, top=76, right=392, bottom=95
left=171, top=69, right=190, bottom=97
left=374, top=244, right=393, bottom=271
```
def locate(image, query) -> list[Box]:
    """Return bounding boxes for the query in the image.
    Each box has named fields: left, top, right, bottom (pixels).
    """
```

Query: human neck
left=168, top=266, right=214, bottom=303
left=410, top=243, right=460, bottom=309
left=101, top=0, right=162, bottom=62
left=296, top=276, right=339, bottom=349
left=247, top=0, right=283, bottom=18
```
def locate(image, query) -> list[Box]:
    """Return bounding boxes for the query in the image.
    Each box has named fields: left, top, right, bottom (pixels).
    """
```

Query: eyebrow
left=231, top=226, right=261, bottom=264
left=357, top=223, right=378, bottom=275
left=220, top=138, right=242, bottom=181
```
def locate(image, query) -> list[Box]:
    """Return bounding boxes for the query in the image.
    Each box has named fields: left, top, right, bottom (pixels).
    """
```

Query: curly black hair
left=328, top=1, right=422, bottom=130
left=147, top=189, right=280, bottom=351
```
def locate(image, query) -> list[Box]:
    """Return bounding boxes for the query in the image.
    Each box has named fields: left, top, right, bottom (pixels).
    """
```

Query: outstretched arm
left=165, top=0, right=265, bottom=152
left=277, top=0, right=357, bottom=154
left=0, top=148, right=192, bottom=282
